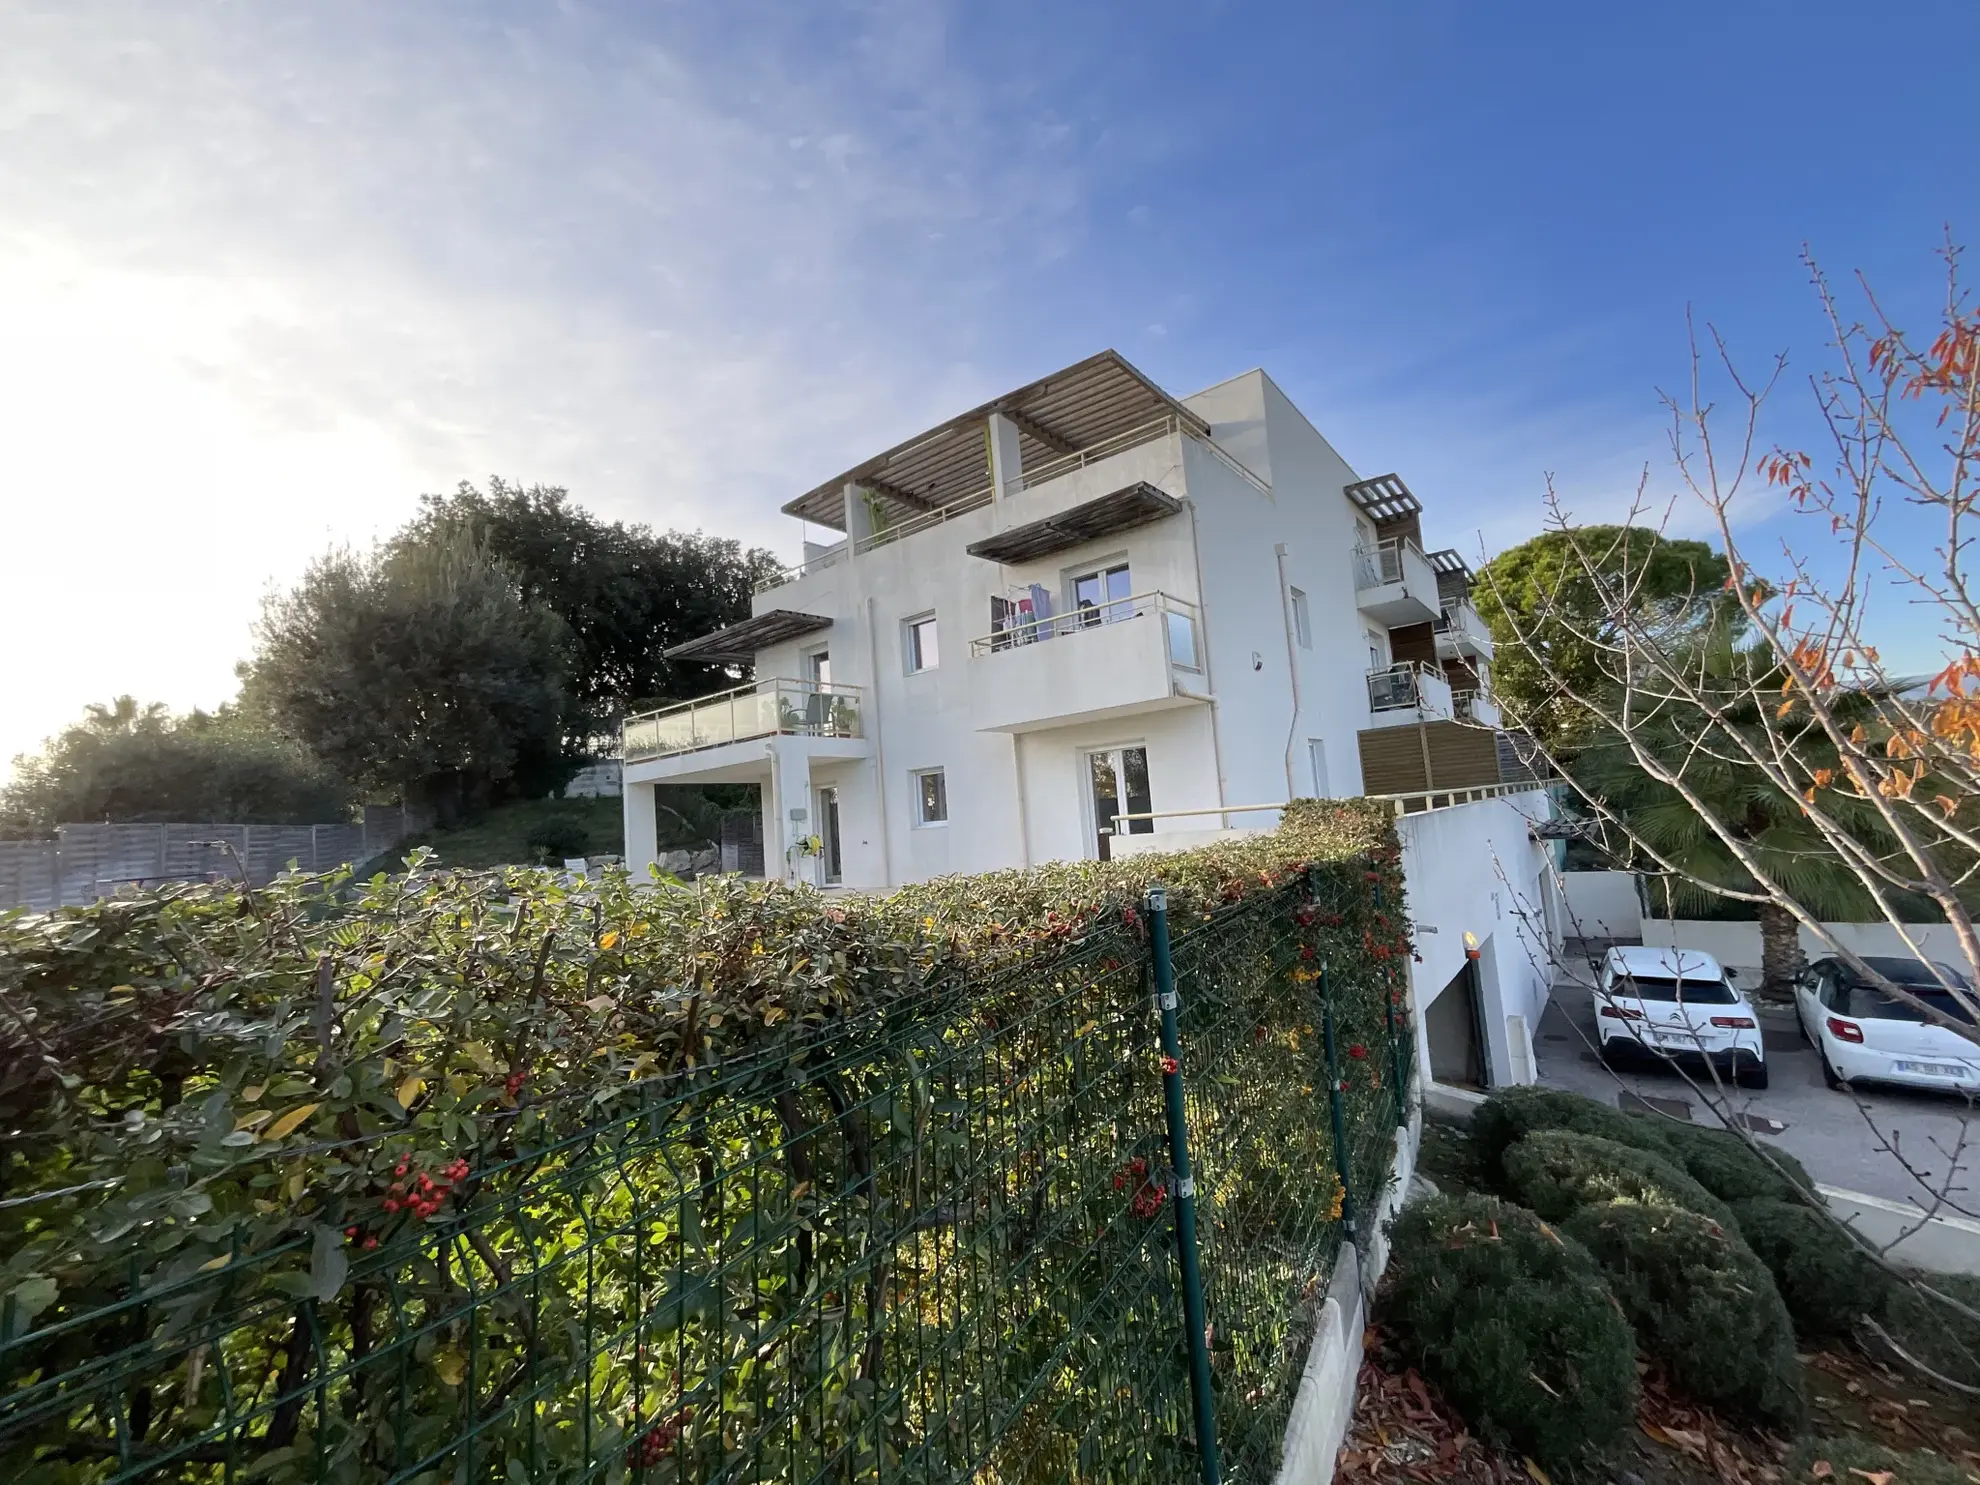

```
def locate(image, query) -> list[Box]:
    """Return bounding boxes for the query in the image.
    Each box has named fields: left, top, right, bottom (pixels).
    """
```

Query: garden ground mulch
left=1336, top=1323, right=1980, bottom=1485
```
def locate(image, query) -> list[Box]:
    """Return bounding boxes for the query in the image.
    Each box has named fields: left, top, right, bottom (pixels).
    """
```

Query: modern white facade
left=622, top=350, right=1501, bottom=890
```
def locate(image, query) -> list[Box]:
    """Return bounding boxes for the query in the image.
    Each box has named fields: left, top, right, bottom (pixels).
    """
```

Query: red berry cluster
left=503, top=1070, right=528, bottom=1099
left=343, top=1225, right=380, bottom=1251
left=626, top=1407, right=692, bottom=1468
left=1159, top=1054, right=1180, bottom=1076
left=380, top=1154, right=471, bottom=1220
left=1111, top=1156, right=1168, bottom=1217
left=1347, top=1044, right=1368, bottom=1061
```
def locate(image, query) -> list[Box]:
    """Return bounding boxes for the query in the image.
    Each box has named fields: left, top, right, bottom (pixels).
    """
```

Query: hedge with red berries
left=0, top=797, right=1410, bottom=1482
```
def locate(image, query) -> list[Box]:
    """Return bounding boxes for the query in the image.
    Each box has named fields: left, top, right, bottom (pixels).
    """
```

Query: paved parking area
left=1532, top=978, right=1980, bottom=1210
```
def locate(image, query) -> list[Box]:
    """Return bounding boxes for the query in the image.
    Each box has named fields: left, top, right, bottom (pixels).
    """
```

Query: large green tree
left=1475, top=526, right=1735, bottom=756
left=1570, top=632, right=1904, bottom=993
left=244, top=534, right=570, bottom=826
left=1, top=698, right=352, bottom=836
left=400, top=480, right=782, bottom=739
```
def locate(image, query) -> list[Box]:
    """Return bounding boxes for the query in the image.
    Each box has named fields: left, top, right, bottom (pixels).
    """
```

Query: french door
left=1087, top=746, right=1152, bottom=860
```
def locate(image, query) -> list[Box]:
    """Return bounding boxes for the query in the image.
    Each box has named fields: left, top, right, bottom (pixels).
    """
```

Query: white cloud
left=0, top=1, right=1094, bottom=766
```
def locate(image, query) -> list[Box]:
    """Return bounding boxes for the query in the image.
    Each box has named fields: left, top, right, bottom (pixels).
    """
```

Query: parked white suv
left=1593, top=946, right=1767, bottom=1089
left=1795, top=955, right=1980, bottom=1094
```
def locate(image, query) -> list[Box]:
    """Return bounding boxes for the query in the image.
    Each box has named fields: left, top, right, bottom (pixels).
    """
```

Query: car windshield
left=1616, top=973, right=1738, bottom=1005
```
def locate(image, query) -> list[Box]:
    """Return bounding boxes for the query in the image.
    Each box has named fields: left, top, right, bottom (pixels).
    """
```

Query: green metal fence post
left=1146, top=882, right=1221, bottom=1485
left=1318, top=965, right=1359, bottom=1245
left=1373, top=881, right=1409, bottom=1129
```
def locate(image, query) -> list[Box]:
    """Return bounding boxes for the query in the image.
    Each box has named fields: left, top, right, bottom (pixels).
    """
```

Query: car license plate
left=1895, top=1061, right=1972, bottom=1078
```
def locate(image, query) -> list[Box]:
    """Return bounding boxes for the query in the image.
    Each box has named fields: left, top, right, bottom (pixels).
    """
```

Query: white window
left=1290, top=587, right=1312, bottom=649
left=1070, top=562, right=1132, bottom=625
left=912, top=768, right=948, bottom=826
left=1365, top=629, right=1387, bottom=670
left=904, top=613, right=939, bottom=673
left=1307, top=738, right=1330, bottom=797
left=805, top=648, right=831, bottom=686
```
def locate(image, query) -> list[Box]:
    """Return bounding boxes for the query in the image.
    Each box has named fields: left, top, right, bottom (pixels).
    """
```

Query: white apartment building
left=621, top=350, right=1511, bottom=890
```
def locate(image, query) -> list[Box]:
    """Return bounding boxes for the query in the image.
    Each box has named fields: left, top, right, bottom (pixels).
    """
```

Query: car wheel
left=1819, top=1043, right=1844, bottom=1090
left=1736, top=1055, right=1769, bottom=1090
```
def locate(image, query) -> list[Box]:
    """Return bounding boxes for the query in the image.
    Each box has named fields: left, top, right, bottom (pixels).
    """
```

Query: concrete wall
left=1640, top=917, right=1971, bottom=980
left=1184, top=371, right=1379, bottom=804
left=1562, top=870, right=1643, bottom=940
left=1273, top=1102, right=1422, bottom=1483
left=1398, top=790, right=1561, bottom=1089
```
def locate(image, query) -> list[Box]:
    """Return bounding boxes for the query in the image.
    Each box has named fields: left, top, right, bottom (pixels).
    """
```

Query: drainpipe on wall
left=1274, top=543, right=1302, bottom=801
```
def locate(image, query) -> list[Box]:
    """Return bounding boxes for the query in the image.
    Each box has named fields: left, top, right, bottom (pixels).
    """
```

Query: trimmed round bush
left=1470, top=1086, right=1679, bottom=1183
left=1662, top=1124, right=1812, bottom=1205
left=1503, top=1130, right=1737, bottom=1230
left=525, top=815, right=592, bottom=863
left=1385, top=1193, right=1638, bottom=1469
left=1730, top=1198, right=1889, bottom=1339
left=1787, top=1436, right=1971, bottom=1485
left=1879, top=1274, right=1980, bottom=1391
left=1563, top=1202, right=1801, bottom=1427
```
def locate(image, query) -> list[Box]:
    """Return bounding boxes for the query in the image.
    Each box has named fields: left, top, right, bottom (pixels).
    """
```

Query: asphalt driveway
left=1532, top=976, right=1980, bottom=1210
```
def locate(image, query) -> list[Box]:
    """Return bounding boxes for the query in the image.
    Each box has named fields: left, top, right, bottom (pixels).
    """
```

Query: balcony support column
left=987, top=411, right=1024, bottom=500
left=623, top=780, right=659, bottom=881
left=843, top=480, right=875, bottom=547
left=767, top=736, right=817, bottom=885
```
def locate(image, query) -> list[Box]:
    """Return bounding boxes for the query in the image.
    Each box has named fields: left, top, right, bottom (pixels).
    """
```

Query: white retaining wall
left=1640, top=917, right=1969, bottom=981
left=1561, top=870, right=1642, bottom=940
left=1399, top=790, right=1562, bottom=1089
left=1273, top=1101, right=1422, bottom=1483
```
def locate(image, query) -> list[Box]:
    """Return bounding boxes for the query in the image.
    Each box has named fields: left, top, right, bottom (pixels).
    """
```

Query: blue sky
left=2, top=0, right=1972, bottom=765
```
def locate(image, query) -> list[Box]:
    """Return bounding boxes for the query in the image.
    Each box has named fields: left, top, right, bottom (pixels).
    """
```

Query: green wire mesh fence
left=2, top=871, right=1411, bottom=1484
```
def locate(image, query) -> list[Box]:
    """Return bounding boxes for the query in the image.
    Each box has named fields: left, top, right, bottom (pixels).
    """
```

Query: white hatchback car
left=1795, top=955, right=1980, bottom=1094
left=1593, top=945, right=1767, bottom=1089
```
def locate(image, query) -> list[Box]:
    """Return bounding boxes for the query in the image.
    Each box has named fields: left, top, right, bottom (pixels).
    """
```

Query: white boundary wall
left=1399, top=789, right=1562, bottom=1089
left=1640, top=917, right=1969, bottom=980
left=1273, top=1101, right=1422, bottom=1483
left=1561, top=870, right=1642, bottom=939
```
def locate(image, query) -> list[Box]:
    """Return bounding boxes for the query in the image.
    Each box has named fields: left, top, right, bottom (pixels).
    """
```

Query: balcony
left=1433, top=597, right=1495, bottom=660
left=1454, top=690, right=1502, bottom=728
left=966, top=590, right=1209, bottom=734
left=1364, top=662, right=1453, bottom=729
left=1353, top=538, right=1441, bottom=626
left=623, top=678, right=863, bottom=762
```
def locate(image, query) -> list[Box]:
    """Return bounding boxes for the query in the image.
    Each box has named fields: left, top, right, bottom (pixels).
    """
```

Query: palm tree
left=1571, top=635, right=1901, bottom=995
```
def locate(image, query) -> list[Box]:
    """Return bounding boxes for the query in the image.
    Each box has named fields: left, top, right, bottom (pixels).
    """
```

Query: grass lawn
left=363, top=796, right=625, bottom=873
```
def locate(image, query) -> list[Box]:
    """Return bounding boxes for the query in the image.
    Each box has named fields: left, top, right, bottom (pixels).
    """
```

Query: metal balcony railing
left=1433, top=597, right=1477, bottom=632
left=1353, top=536, right=1426, bottom=591
left=1366, top=661, right=1441, bottom=712
left=622, top=679, right=862, bottom=761
left=753, top=544, right=848, bottom=594
left=968, top=589, right=1203, bottom=671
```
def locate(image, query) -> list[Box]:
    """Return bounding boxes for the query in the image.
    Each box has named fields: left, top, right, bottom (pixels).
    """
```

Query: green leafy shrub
left=1385, top=1193, right=1638, bottom=1469
left=1469, top=1085, right=1680, bottom=1183
left=1471, top=1086, right=1811, bottom=1206
left=1730, top=1198, right=1888, bottom=1339
left=1502, top=1130, right=1737, bottom=1230
left=1879, top=1274, right=1980, bottom=1390
left=0, top=798, right=1411, bottom=1480
left=1786, top=1435, right=1972, bottom=1485
left=1661, top=1123, right=1812, bottom=1204
left=524, top=813, right=592, bottom=862
left=1563, top=1202, right=1801, bottom=1426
